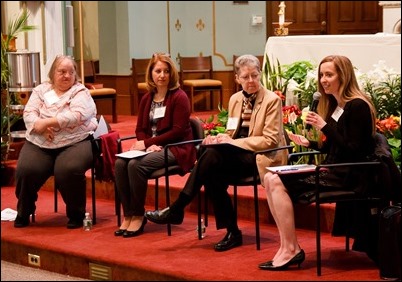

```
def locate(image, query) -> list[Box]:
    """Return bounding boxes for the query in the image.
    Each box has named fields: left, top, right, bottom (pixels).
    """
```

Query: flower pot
left=2, top=34, right=16, bottom=52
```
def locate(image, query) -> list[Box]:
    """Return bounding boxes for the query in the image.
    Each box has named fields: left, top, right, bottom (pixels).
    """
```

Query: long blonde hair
left=316, top=55, right=377, bottom=136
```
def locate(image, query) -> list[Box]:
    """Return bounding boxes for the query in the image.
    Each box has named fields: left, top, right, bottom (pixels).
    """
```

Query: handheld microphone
left=306, top=92, right=322, bottom=130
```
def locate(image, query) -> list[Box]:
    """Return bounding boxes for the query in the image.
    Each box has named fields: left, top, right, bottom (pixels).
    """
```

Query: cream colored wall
left=98, top=1, right=267, bottom=75
left=73, top=1, right=99, bottom=61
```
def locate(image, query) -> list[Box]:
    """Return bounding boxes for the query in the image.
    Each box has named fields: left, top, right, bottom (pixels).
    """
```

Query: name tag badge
left=154, top=106, right=166, bottom=119
left=331, top=106, right=344, bottom=122
left=226, top=117, right=239, bottom=130
left=44, top=90, right=59, bottom=107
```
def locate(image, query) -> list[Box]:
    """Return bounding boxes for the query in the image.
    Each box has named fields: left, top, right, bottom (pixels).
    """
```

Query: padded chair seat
left=183, top=79, right=222, bottom=87
left=89, top=88, right=117, bottom=123
left=138, top=82, right=147, bottom=91
left=89, top=88, right=117, bottom=96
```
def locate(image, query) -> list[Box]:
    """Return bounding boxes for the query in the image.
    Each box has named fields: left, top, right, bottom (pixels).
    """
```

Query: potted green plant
left=1, top=9, right=36, bottom=162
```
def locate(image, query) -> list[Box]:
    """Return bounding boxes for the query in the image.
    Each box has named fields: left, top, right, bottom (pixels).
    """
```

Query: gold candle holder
left=273, top=22, right=292, bottom=36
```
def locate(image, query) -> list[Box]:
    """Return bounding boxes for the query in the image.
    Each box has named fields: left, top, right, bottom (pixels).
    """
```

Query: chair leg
left=233, top=185, right=238, bottom=220
left=197, top=191, right=203, bottom=240
left=316, top=200, right=322, bottom=276
left=115, top=183, right=121, bottom=227
left=197, top=187, right=209, bottom=240
left=219, top=89, right=223, bottom=109
left=91, top=166, right=96, bottom=225
left=54, top=181, right=58, bottom=213
left=155, top=179, right=159, bottom=210
left=209, top=90, right=213, bottom=110
left=112, top=97, right=117, bottom=123
left=253, top=183, right=260, bottom=251
left=204, top=188, right=208, bottom=227
left=345, top=208, right=350, bottom=251
left=164, top=177, right=172, bottom=236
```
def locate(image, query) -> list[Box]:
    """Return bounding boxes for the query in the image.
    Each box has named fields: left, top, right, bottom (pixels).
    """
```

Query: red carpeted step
left=1, top=185, right=380, bottom=281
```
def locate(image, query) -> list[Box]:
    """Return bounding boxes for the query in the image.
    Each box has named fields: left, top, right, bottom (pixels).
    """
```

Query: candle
left=279, top=14, right=284, bottom=26
left=278, top=1, right=286, bottom=26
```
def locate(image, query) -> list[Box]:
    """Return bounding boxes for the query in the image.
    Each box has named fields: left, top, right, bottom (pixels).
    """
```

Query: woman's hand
left=305, top=112, right=326, bottom=130
left=146, top=144, right=163, bottom=152
left=216, top=133, right=233, bottom=144
left=287, top=132, right=310, bottom=147
left=202, top=135, right=217, bottom=145
left=44, top=128, right=54, bottom=141
left=202, top=134, right=233, bottom=145
left=33, top=119, right=49, bottom=134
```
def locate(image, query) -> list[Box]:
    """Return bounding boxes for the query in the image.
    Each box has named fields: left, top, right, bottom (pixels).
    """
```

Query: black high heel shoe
left=123, top=217, right=147, bottom=238
left=259, top=249, right=305, bottom=271
left=114, top=229, right=126, bottom=236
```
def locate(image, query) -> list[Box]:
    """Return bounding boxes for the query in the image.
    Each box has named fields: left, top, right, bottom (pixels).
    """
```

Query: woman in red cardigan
left=114, top=53, right=196, bottom=238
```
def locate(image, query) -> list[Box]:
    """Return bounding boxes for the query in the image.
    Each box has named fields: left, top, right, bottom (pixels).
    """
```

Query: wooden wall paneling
left=327, top=1, right=383, bottom=34
left=267, top=1, right=327, bottom=36
left=266, top=1, right=382, bottom=37
left=95, top=75, right=132, bottom=117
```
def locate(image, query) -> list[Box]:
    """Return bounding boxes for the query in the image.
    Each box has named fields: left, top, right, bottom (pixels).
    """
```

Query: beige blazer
left=226, top=87, right=288, bottom=185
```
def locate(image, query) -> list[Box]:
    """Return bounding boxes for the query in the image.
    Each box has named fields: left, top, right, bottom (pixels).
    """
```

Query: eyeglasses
left=238, top=73, right=260, bottom=81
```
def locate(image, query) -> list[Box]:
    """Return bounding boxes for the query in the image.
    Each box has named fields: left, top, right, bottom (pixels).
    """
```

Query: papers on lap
left=266, top=164, right=317, bottom=174
left=115, top=150, right=150, bottom=159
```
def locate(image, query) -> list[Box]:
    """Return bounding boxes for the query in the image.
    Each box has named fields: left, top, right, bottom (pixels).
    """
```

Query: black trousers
left=15, top=139, right=93, bottom=220
left=182, top=146, right=254, bottom=230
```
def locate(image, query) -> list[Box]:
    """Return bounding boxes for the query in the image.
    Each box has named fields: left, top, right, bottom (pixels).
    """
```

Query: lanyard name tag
left=44, top=90, right=60, bottom=107
left=154, top=106, right=166, bottom=119
left=226, top=117, right=239, bottom=130
left=331, top=106, right=344, bottom=122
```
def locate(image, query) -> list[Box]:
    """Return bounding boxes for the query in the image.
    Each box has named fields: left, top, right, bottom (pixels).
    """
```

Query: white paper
left=1, top=208, right=17, bottom=221
left=115, top=150, right=151, bottom=159
left=266, top=164, right=316, bottom=174
left=93, top=115, right=109, bottom=138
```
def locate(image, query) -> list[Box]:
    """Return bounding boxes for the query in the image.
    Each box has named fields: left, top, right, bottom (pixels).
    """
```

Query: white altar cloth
left=263, top=33, right=401, bottom=73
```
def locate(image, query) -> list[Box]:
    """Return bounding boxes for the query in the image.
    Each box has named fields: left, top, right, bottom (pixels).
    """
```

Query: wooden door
left=266, top=1, right=382, bottom=37
left=327, top=2, right=382, bottom=34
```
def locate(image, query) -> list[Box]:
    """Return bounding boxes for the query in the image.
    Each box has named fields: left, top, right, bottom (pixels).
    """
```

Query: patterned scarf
left=241, top=91, right=257, bottom=127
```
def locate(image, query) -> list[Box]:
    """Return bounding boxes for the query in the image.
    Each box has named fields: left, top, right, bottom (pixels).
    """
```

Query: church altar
left=263, top=33, right=401, bottom=73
